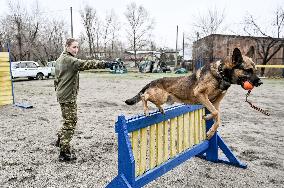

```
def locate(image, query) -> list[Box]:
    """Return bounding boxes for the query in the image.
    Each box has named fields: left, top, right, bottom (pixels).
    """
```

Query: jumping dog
left=125, top=47, right=262, bottom=139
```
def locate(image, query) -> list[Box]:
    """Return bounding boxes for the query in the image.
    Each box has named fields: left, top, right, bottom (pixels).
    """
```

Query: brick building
left=192, top=34, right=284, bottom=77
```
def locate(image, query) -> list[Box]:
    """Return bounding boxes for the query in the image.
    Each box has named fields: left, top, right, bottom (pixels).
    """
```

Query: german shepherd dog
left=125, top=47, right=263, bottom=139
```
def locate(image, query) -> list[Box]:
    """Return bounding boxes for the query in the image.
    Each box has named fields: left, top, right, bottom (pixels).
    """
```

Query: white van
left=11, top=61, right=51, bottom=80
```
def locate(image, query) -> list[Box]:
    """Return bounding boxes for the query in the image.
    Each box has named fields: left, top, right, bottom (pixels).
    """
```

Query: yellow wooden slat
left=0, top=82, right=12, bottom=91
left=0, top=76, right=12, bottom=82
left=0, top=66, right=10, bottom=72
left=0, top=95, right=13, bottom=100
left=170, top=117, right=177, bottom=158
left=0, top=62, right=10, bottom=67
left=149, top=124, right=156, bottom=169
left=0, top=80, right=12, bottom=85
left=177, top=115, right=183, bottom=153
left=199, top=109, right=205, bottom=140
left=0, top=52, right=9, bottom=58
left=0, top=82, right=12, bottom=88
left=0, top=96, right=13, bottom=106
left=131, top=130, right=140, bottom=176
left=0, top=82, right=12, bottom=87
left=0, top=100, right=13, bottom=106
left=163, top=121, right=169, bottom=162
left=0, top=96, right=13, bottom=100
left=183, top=112, right=190, bottom=150
left=0, top=59, right=9, bottom=63
left=194, top=110, right=200, bottom=144
left=0, top=90, right=13, bottom=96
left=202, top=108, right=206, bottom=140
left=198, top=109, right=202, bottom=141
left=0, top=71, right=11, bottom=75
left=0, top=73, right=11, bottom=80
left=156, top=122, right=164, bottom=165
left=0, top=88, right=13, bottom=93
left=189, top=112, right=195, bottom=147
left=139, top=127, right=147, bottom=176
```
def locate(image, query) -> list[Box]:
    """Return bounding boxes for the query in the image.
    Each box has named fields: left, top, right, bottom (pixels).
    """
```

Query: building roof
left=125, top=50, right=161, bottom=55
left=194, top=34, right=284, bottom=43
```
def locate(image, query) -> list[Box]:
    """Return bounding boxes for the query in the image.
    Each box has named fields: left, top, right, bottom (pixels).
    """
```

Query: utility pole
left=70, top=7, right=73, bottom=38
left=182, top=32, right=185, bottom=61
left=175, top=25, right=178, bottom=69
left=282, top=46, right=284, bottom=78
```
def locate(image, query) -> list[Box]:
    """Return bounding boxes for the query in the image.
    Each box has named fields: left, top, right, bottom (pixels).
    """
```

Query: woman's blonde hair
left=65, top=38, right=77, bottom=47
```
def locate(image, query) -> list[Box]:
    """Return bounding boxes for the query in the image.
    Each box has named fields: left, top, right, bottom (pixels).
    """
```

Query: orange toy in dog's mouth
left=242, top=81, right=254, bottom=90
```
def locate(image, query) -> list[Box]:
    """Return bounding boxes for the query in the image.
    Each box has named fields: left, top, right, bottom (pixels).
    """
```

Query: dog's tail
left=125, top=83, right=151, bottom=105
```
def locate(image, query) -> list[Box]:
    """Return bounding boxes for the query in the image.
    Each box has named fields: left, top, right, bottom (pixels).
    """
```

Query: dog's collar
left=217, top=62, right=231, bottom=90
left=218, top=62, right=225, bottom=79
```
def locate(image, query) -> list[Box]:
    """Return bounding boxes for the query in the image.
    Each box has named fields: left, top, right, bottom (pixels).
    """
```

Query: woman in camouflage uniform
left=54, top=38, right=105, bottom=161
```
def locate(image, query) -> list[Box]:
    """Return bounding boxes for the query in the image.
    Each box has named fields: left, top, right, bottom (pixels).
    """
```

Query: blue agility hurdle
left=106, top=104, right=246, bottom=188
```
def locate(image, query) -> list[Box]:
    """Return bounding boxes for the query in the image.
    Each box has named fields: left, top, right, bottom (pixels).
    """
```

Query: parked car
left=106, top=59, right=127, bottom=74
left=47, top=61, right=56, bottom=77
left=139, top=61, right=171, bottom=73
left=11, top=61, right=51, bottom=80
left=139, top=61, right=154, bottom=73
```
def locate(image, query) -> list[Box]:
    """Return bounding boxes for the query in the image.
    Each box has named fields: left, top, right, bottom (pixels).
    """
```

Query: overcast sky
left=0, top=0, right=283, bottom=49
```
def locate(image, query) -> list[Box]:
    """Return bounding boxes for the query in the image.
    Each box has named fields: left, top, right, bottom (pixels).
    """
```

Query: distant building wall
left=192, top=34, right=283, bottom=77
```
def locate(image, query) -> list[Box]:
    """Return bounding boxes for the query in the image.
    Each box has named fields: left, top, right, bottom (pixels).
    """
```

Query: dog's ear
left=246, top=46, right=255, bottom=58
left=232, top=48, right=243, bottom=65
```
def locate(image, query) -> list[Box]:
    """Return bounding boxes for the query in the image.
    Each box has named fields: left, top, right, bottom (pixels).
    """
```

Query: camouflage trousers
left=58, top=102, right=77, bottom=152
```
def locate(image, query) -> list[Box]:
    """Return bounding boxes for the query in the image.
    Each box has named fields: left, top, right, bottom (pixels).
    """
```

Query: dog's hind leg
left=141, top=94, right=150, bottom=116
left=144, top=88, right=169, bottom=115
left=156, top=104, right=165, bottom=114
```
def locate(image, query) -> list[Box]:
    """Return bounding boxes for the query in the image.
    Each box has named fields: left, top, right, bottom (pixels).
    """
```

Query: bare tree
left=109, top=11, right=121, bottom=59
left=94, top=18, right=101, bottom=58
left=244, top=7, right=284, bottom=76
left=102, top=10, right=121, bottom=59
left=193, top=8, right=225, bottom=38
left=7, top=0, right=27, bottom=60
left=124, top=2, right=154, bottom=66
left=3, top=0, right=42, bottom=61
left=80, top=5, right=97, bottom=57
left=24, top=1, right=41, bottom=60
left=192, top=8, right=225, bottom=62
left=36, top=19, right=68, bottom=62
left=275, top=7, right=284, bottom=38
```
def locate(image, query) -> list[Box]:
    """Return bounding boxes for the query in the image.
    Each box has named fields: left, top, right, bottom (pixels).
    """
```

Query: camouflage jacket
left=54, top=51, right=105, bottom=103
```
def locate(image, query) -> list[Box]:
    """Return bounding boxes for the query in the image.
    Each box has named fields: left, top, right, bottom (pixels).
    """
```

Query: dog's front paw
left=159, top=108, right=165, bottom=115
left=206, top=129, right=216, bottom=139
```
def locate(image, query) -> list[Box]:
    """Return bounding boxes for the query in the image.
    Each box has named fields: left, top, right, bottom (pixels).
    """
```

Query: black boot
left=51, top=136, right=60, bottom=147
left=55, top=136, right=60, bottom=147
left=59, top=150, right=77, bottom=162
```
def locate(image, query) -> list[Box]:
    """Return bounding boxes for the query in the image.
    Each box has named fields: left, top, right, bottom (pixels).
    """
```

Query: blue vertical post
left=205, top=109, right=218, bottom=162
left=106, top=115, right=135, bottom=188
left=203, top=109, right=247, bottom=168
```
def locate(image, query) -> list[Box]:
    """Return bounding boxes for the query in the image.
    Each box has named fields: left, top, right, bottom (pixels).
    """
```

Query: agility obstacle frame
left=107, top=104, right=246, bottom=188
left=0, top=46, right=32, bottom=108
left=0, top=51, right=14, bottom=106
